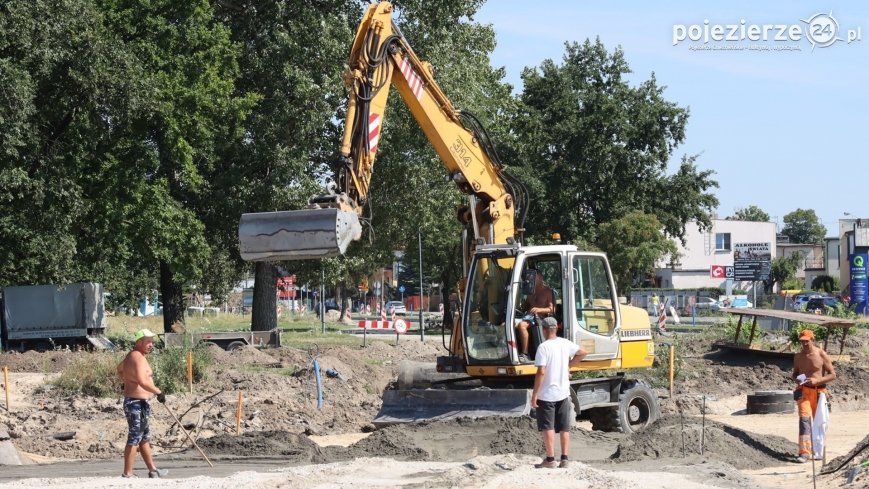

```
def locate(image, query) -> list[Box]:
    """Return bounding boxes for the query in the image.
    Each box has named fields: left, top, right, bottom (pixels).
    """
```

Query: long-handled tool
left=161, top=401, right=214, bottom=467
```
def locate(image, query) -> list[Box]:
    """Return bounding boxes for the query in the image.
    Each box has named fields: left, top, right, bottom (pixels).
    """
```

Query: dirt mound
left=820, top=433, right=869, bottom=487
left=0, top=350, right=76, bottom=373
left=197, top=430, right=329, bottom=463
left=207, top=344, right=280, bottom=366
left=611, top=414, right=793, bottom=469
left=335, top=416, right=623, bottom=462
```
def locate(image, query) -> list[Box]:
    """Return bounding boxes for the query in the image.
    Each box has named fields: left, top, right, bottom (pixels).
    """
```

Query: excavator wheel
left=587, top=380, right=659, bottom=433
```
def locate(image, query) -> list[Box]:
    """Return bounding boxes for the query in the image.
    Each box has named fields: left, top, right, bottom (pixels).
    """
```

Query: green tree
left=213, top=0, right=358, bottom=330
left=596, top=211, right=679, bottom=292
left=515, top=39, right=718, bottom=245
left=331, top=0, right=511, bottom=327
left=0, top=0, right=142, bottom=289
left=732, top=205, right=771, bottom=222
left=810, top=274, right=838, bottom=293
left=101, top=0, right=256, bottom=330
left=781, top=208, right=826, bottom=244
left=765, top=252, right=803, bottom=293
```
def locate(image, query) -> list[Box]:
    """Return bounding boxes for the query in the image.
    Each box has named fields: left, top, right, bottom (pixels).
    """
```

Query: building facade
left=656, top=218, right=777, bottom=293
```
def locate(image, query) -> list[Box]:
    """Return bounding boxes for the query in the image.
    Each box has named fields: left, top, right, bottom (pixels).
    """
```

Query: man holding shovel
left=792, top=329, right=836, bottom=463
left=117, top=329, right=169, bottom=478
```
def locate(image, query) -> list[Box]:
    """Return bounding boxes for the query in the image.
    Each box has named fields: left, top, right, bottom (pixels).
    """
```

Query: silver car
left=693, top=297, right=721, bottom=311
left=385, top=301, right=407, bottom=315
left=791, top=294, right=821, bottom=311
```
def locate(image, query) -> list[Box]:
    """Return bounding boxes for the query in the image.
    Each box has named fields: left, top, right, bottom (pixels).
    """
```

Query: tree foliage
left=732, top=205, right=770, bottom=222
left=764, top=252, right=803, bottom=293
left=596, top=211, right=679, bottom=292
left=514, top=39, right=718, bottom=246
left=781, top=208, right=826, bottom=244
left=1, top=2, right=725, bottom=332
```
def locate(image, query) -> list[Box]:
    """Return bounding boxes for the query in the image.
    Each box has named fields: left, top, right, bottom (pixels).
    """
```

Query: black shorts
left=536, top=398, right=573, bottom=433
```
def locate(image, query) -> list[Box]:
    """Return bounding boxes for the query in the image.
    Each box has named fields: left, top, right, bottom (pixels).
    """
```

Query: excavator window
left=572, top=255, right=616, bottom=335
left=464, top=255, right=511, bottom=361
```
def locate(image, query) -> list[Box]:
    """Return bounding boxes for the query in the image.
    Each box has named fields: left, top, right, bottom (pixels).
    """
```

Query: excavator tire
left=587, top=380, right=659, bottom=433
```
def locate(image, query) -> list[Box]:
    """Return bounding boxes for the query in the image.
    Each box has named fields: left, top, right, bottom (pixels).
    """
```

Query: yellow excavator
left=238, top=2, right=659, bottom=432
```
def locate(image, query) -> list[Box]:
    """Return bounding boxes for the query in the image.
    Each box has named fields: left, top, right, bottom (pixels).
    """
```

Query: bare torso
left=524, top=286, right=554, bottom=316
left=119, top=351, right=155, bottom=399
left=793, top=345, right=834, bottom=386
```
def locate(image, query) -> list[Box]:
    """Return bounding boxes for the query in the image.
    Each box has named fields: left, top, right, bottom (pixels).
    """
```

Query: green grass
left=52, top=351, right=124, bottom=397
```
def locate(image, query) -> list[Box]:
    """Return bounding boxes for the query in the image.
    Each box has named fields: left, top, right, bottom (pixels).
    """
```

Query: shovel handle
left=161, top=401, right=214, bottom=468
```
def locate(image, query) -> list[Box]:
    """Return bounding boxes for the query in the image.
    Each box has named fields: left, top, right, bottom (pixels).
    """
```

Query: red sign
left=277, top=277, right=297, bottom=299
left=710, top=265, right=725, bottom=278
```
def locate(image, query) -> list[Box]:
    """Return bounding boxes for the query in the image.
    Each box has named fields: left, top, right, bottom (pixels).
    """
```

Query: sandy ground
left=1, top=330, right=867, bottom=488
left=0, top=402, right=865, bottom=488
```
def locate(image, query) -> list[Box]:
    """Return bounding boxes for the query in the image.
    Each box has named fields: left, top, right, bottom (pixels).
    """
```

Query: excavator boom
left=237, top=1, right=525, bottom=262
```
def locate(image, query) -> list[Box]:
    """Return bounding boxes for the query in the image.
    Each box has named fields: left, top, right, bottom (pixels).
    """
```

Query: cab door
left=567, top=252, right=620, bottom=360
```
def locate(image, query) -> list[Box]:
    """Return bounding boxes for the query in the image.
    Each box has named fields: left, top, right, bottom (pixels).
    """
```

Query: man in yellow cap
left=792, top=328, right=836, bottom=463
left=116, top=329, right=168, bottom=478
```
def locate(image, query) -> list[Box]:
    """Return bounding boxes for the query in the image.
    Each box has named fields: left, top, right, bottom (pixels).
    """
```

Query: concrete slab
left=0, top=430, right=23, bottom=466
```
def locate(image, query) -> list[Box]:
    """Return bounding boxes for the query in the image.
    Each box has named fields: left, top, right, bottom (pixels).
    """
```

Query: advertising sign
left=733, top=242, right=772, bottom=281
left=849, top=253, right=869, bottom=315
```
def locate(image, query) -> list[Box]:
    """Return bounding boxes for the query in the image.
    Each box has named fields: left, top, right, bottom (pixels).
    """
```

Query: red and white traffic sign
left=393, top=318, right=408, bottom=335
left=710, top=265, right=725, bottom=278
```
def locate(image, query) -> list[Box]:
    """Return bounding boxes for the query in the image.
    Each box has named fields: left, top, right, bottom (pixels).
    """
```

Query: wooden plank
left=720, top=307, right=859, bottom=328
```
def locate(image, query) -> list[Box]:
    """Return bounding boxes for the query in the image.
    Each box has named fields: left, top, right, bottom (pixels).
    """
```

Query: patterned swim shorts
left=123, top=398, right=151, bottom=446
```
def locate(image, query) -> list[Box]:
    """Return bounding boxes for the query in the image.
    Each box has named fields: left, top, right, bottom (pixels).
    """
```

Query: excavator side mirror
left=521, top=269, right=537, bottom=295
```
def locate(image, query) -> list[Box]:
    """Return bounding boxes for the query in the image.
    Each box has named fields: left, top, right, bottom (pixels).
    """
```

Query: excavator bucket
left=238, top=208, right=362, bottom=261
left=373, top=389, right=532, bottom=427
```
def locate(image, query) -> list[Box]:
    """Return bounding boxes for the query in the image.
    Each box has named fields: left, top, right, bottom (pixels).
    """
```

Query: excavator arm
left=238, top=1, right=527, bottom=262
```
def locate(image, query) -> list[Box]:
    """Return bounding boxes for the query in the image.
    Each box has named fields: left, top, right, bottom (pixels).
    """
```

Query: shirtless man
left=791, top=329, right=836, bottom=463
left=516, top=270, right=555, bottom=363
left=116, top=329, right=168, bottom=478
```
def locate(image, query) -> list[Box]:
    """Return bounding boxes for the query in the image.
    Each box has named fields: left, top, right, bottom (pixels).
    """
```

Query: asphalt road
left=0, top=453, right=297, bottom=481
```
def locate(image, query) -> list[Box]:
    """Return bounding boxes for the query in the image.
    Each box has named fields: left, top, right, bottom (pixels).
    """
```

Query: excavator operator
left=516, top=269, right=555, bottom=363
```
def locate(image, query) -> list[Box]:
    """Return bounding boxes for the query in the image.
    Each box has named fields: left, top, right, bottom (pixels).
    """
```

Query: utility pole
left=418, top=227, right=425, bottom=342
left=320, top=266, right=325, bottom=334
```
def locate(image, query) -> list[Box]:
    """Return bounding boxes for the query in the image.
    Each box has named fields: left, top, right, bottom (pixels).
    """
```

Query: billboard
left=850, top=253, right=868, bottom=315
left=733, top=242, right=771, bottom=281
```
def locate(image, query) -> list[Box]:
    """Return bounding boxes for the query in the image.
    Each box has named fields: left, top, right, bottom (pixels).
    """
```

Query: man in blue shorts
left=116, top=329, right=168, bottom=478
left=531, top=317, right=586, bottom=468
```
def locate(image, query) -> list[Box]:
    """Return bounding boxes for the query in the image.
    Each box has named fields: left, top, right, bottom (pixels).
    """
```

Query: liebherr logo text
left=673, top=12, right=862, bottom=51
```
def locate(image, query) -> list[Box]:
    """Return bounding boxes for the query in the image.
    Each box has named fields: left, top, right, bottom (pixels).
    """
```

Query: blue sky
left=473, top=1, right=868, bottom=237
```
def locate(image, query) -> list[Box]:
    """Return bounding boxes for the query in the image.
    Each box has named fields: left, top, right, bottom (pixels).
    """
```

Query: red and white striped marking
left=368, top=113, right=381, bottom=154
left=399, top=57, right=425, bottom=101
left=359, top=320, right=393, bottom=329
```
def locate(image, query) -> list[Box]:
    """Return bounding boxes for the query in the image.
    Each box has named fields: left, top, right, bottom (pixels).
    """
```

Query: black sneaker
left=148, top=468, right=169, bottom=478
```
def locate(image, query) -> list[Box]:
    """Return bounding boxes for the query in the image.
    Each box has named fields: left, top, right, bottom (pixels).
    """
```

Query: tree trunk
left=160, top=260, right=185, bottom=333
left=251, top=262, right=277, bottom=331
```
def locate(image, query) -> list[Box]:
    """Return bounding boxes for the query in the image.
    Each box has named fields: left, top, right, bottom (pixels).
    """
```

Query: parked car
left=805, top=296, right=841, bottom=314
left=385, top=301, right=407, bottom=314
left=791, top=293, right=822, bottom=311
left=729, top=298, right=753, bottom=309
left=692, top=297, right=721, bottom=312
